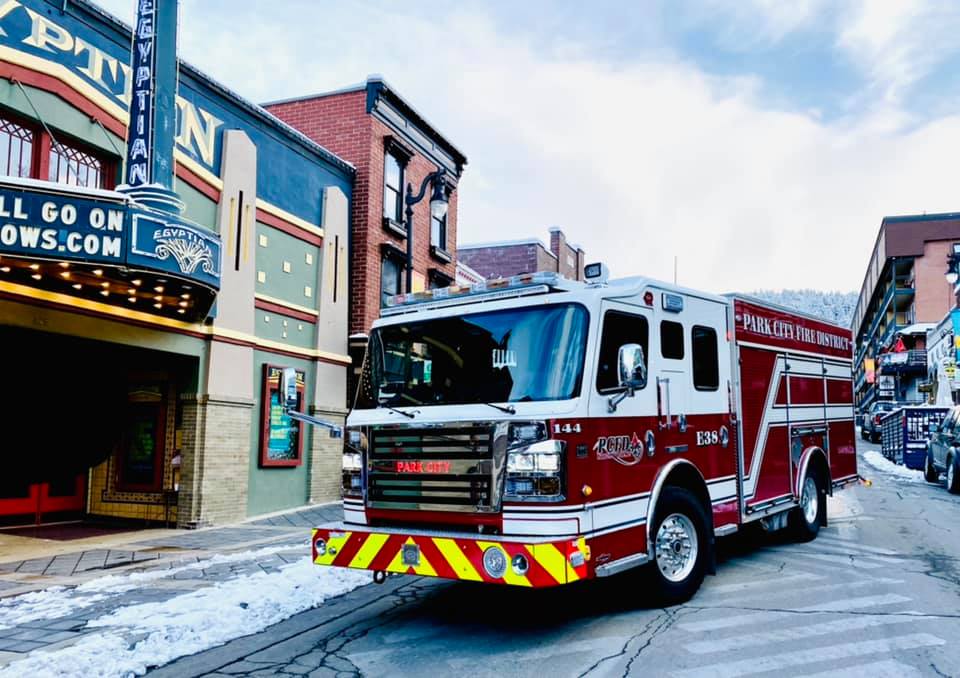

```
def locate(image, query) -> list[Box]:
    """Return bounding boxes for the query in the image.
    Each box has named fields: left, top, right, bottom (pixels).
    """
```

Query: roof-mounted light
left=383, top=271, right=563, bottom=311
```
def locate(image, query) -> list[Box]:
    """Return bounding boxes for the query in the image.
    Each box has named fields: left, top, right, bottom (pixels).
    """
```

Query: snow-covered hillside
left=745, top=289, right=857, bottom=327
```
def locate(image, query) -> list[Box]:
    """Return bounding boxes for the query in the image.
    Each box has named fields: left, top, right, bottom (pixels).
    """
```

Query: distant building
left=455, top=261, right=485, bottom=286
left=458, top=227, right=586, bottom=281
left=853, top=213, right=960, bottom=409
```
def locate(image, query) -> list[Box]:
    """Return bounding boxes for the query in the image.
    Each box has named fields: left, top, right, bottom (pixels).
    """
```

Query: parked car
left=925, top=406, right=960, bottom=493
left=862, top=401, right=898, bottom=443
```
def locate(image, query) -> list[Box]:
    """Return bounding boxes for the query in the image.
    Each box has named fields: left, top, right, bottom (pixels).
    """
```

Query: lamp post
left=404, top=169, right=449, bottom=291
left=945, top=243, right=960, bottom=285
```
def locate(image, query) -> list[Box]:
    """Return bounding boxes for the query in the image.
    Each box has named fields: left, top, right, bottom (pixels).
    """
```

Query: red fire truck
left=309, top=265, right=858, bottom=602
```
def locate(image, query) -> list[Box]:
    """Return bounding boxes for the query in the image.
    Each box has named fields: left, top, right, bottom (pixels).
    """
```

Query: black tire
left=645, top=486, right=710, bottom=606
left=871, top=432, right=880, bottom=444
left=924, top=452, right=940, bottom=484
left=790, top=470, right=825, bottom=542
left=948, top=454, right=960, bottom=495
left=860, top=428, right=868, bottom=441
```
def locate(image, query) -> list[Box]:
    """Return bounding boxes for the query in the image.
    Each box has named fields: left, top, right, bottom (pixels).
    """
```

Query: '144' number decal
left=554, top=422, right=582, bottom=434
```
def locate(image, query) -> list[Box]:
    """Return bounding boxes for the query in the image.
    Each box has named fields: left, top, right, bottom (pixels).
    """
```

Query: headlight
left=342, top=452, right=363, bottom=471
left=504, top=439, right=564, bottom=500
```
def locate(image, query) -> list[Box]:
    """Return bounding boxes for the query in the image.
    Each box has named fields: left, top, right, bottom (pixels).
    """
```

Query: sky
left=92, top=0, right=960, bottom=294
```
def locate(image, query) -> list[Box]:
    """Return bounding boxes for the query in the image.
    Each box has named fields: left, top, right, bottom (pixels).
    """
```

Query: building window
left=49, top=140, right=103, bottom=189
left=0, top=116, right=34, bottom=179
left=381, top=256, right=403, bottom=307
left=692, top=325, right=719, bottom=391
left=597, top=311, right=649, bottom=393
left=660, top=320, right=684, bottom=359
left=383, top=152, right=403, bottom=223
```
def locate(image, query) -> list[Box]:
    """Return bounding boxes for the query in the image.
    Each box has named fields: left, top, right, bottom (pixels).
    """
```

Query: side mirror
left=609, top=344, right=646, bottom=413
left=618, top=343, right=647, bottom=391
left=279, top=367, right=298, bottom=411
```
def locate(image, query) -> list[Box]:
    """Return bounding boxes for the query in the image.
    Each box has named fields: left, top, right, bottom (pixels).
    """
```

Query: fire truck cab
left=311, top=266, right=858, bottom=603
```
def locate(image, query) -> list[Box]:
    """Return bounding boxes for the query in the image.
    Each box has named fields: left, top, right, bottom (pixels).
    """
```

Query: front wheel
left=924, top=453, right=940, bottom=483
left=948, top=454, right=960, bottom=494
left=790, top=472, right=824, bottom=542
left=646, top=486, right=710, bottom=606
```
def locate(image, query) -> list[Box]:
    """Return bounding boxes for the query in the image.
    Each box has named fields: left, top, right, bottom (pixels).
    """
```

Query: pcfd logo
left=594, top=433, right=644, bottom=466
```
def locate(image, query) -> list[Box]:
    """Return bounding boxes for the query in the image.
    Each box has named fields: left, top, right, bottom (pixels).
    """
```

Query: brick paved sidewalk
left=0, top=503, right=342, bottom=666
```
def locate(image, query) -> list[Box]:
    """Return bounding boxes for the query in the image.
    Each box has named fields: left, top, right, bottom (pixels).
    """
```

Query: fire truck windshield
left=354, top=303, right=588, bottom=409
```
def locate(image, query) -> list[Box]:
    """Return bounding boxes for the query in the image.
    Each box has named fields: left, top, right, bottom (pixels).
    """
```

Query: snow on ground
left=0, top=558, right=370, bottom=678
left=0, top=541, right=310, bottom=631
left=861, top=449, right=923, bottom=482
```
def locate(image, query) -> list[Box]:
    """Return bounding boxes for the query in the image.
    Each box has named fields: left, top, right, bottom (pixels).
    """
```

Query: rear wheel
left=924, top=452, right=940, bottom=484
left=646, top=486, right=710, bottom=605
left=948, top=454, right=960, bottom=494
left=790, top=472, right=824, bottom=542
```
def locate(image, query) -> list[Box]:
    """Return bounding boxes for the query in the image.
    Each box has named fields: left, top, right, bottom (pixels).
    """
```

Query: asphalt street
left=156, top=438, right=960, bottom=678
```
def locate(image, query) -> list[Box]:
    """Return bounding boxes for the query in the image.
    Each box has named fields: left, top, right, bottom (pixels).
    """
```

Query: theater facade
left=0, top=0, right=353, bottom=527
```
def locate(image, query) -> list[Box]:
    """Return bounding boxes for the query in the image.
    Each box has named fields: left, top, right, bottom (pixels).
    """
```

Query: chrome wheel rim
left=949, top=462, right=955, bottom=489
left=655, top=513, right=698, bottom=583
left=801, top=476, right=819, bottom=525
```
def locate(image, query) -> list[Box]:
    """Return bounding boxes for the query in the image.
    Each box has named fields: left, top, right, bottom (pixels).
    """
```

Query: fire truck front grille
left=366, top=425, right=499, bottom=513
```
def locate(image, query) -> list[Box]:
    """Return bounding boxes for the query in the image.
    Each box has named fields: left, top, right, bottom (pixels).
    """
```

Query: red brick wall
left=459, top=243, right=555, bottom=279
left=266, top=92, right=458, bottom=334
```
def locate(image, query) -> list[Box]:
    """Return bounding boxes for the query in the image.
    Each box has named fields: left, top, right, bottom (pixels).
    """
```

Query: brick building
left=852, top=213, right=960, bottom=409
left=264, top=77, right=467, bottom=338
left=458, top=227, right=586, bottom=281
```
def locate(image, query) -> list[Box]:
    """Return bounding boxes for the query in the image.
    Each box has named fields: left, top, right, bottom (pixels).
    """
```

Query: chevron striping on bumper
left=433, top=537, right=483, bottom=581
left=349, top=533, right=389, bottom=569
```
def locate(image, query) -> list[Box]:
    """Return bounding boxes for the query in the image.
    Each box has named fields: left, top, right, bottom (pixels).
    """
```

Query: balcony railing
left=877, top=349, right=927, bottom=375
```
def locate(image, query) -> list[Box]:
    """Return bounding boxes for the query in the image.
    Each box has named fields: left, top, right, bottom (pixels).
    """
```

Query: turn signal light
left=582, top=484, right=593, bottom=497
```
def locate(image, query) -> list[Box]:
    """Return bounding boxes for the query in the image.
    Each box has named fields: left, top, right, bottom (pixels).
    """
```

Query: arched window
left=0, top=116, right=35, bottom=179
left=49, top=140, right=103, bottom=189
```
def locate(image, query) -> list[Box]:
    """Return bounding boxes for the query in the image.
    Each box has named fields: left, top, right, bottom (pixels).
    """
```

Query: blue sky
left=93, top=0, right=960, bottom=293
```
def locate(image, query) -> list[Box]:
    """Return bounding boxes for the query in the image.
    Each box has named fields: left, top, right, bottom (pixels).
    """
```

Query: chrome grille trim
left=366, top=422, right=507, bottom=513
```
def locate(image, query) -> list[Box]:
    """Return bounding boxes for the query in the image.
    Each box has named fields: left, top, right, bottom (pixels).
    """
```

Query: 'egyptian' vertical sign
left=126, top=1, right=157, bottom=188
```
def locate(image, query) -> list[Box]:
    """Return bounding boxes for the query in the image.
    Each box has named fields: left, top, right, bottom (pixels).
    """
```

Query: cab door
left=587, top=301, right=656, bottom=492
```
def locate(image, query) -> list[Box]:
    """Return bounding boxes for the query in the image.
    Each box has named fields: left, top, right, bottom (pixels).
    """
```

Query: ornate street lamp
left=404, top=169, right=448, bottom=290
left=946, top=243, right=960, bottom=285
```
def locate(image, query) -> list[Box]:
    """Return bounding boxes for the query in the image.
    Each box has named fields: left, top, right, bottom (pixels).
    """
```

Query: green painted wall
left=254, top=222, right=320, bottom=312
left=176, top=179, right=218, bottom=232
left=0, top=81, right=124, bottom=159
left=254, top=308, right=317, bottom=350
left=246, top=349, right=314, bottom=516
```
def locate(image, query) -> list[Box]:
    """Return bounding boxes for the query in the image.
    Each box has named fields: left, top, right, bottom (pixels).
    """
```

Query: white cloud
left=837, top=0, right=960, bottom=104
left=91, top=1, right=960, bottom=294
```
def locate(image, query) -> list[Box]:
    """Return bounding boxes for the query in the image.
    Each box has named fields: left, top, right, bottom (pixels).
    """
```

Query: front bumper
left=312, top=523, right=590, bottom=587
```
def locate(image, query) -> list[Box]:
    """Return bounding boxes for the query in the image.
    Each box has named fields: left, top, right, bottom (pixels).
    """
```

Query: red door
left=0, top=474, right=86, bottom=526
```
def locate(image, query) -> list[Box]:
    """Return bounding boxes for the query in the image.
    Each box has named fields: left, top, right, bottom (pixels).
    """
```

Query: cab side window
left=691, top=325, right=719, bottom=391
left=660, top=321, right=684, bottom=359
left=597, top=311, right=649, bottom=393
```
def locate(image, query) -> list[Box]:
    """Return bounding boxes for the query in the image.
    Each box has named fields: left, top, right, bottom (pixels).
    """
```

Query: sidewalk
left=0, top=503, right=346, bottom=671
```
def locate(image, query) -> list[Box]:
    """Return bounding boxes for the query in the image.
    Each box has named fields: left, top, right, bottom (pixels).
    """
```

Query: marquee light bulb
left=58, top=262, right=69, bottom=268
left=29, top=263, right=39, bottom=270
left=101, top=281, right=109, bottom=288
left=99, top=290, right=109, bottom=297
left=154, top=286, right=164, bottom=293
left=177, top=308, right=185, bottom=315
left=132, top=279, right=142, bottom=286
left=31, top=273, right=41, bottom=280
left=128, top=296, right=136, bottom=303
left=153, top=303, right=162, bottom=309
left=72, top=283, right=82, bottom=290
left=0, top=267, right=9, bottom=273
left=60, top=271, right=71, bottom=279
left=93, top=269, right=103, bottom=276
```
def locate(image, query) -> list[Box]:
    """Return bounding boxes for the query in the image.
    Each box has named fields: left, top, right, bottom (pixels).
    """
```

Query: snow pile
left=0, top=558, right=370, bottom=678
left=0, top=542, right=308, bottom=630
left=861, top=450, right=923, bottom=482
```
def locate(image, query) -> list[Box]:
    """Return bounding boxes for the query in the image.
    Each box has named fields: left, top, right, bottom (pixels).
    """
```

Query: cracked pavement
left=157, top=438, right=960, bottom=677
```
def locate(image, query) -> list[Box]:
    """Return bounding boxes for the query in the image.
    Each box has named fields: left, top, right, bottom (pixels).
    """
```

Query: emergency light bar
left=382, top=271, right=565, bottom=315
